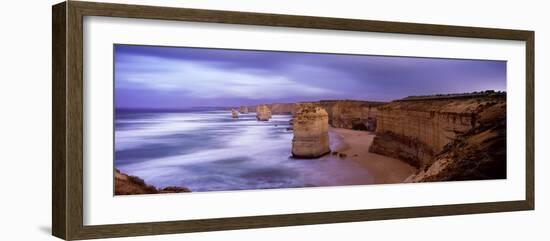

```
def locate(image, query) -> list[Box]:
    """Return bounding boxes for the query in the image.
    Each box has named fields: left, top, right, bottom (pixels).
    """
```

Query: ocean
left=115, top=108, right=374, bottom=192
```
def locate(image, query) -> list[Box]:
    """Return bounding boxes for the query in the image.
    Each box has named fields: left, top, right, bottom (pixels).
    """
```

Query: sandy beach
left=325, top=128, right=417, bottom=184
left=116, top=110, right=419, bottom=192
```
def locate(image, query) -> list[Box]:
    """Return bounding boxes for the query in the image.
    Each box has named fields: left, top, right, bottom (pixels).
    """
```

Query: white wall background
left=0, top=0, right=547, bottom=240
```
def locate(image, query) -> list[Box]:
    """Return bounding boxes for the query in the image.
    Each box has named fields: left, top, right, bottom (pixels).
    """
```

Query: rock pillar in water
left=292, top=103, right=330, bottom=158
left=231, top=109, right=239, bottom=118
left=239, top=106, right=249, bottom=114
left=256, top=104, right=271, bottom=121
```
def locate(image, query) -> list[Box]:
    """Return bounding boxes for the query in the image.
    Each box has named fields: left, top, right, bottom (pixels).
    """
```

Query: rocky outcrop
left=291, top=103, right=330, bottom=158
left=287, top=119, right=294, bottom=131
left=369, top=131, right=435, bottom=168
left=306, top=100, right=385, bottom=131
left=239, top=106, right=249, bottom=114
left=370, top=92, right=506, bottom=171
left=246, top=103, right=296, bottom=114
left=270, top=103, right=297, bottom=115
left=256, top=104, right=272, bottom=121
left=247, top=105, right=257, bottom=113
left=406, top=100, right=506, bottom=181
left=231, top=109, right=239, bottom=118
left=115, top=169, right=190, bottom=195
left=246, top=101, right=382, bottom=131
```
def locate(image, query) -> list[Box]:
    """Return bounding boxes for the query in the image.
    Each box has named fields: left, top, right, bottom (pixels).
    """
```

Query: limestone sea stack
left=291, top=103, right=330, bottom=158
left=239, top=106, right=249, bottom=114
left=231, top=109, right=239, bottom=118
left=256, top=104, right=272, bottom=121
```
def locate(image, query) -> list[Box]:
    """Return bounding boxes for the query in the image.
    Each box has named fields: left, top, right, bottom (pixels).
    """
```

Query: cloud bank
left=115, top=45, right=506, bottom=109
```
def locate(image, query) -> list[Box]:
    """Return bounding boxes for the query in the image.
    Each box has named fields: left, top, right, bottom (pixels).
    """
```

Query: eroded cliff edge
left=369, top=92, right=506, bottom=181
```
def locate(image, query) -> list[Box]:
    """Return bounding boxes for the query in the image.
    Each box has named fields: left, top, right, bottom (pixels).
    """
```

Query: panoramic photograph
left=113, top=44, right=507, bottom=195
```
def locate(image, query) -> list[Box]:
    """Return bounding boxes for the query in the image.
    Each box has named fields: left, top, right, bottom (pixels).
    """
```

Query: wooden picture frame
left=52, top=1, right=534, bottom=240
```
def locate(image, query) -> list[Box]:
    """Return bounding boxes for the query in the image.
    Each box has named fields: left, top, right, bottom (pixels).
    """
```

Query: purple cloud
left=115, top=44, right=506, bottom=109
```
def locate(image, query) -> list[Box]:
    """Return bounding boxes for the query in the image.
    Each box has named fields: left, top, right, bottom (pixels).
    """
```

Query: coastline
left=114, top=124, right=418, bottom=195
left=325, top=128, right=417, bottom=184
left=114, top=95, right=504, bottom=194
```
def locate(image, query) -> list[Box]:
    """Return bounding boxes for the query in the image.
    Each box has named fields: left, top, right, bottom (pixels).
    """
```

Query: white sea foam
left=115, top=110, right=378, bottom=192
left=115, top=112, right=230, bottom=150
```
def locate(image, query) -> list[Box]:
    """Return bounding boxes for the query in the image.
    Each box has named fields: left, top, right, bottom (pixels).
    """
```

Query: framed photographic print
left=52, top=1, right=534, bottom=240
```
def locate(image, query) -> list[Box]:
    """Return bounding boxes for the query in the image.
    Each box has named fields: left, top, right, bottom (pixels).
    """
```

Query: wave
left=115, top=110, right=375, bottom=192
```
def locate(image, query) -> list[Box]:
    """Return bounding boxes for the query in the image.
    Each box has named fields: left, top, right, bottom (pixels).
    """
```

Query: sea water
left=115, top=109, right=373, bottom=192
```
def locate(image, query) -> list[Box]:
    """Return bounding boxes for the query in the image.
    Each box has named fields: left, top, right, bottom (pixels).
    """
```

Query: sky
left=114, top=44, right=506, bottom=109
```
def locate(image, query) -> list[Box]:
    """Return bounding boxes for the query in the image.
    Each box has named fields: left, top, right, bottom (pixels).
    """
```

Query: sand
left=326, top=127, right=417, bottom=184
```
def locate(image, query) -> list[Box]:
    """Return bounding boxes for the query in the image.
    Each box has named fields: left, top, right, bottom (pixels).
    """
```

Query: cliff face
left=370, top=94, right=506, bottom=170
left=246, top=103, right=296, bottom=114
left=244, top=101, right=382, bottom=131
left=270, top=103, right=297, bottom=115
left=115, top=169, right=190, bottom=195
left=368, top=131, right=435, bottom=168
left=246, top=105, right=257, bottom=113
left=406, top=101, right=507, bottom=181
left=239, top=106, right=249, bottom=114
left=317, top=100, right=384, bottom=131
left=292, top=103, right=330, bottom=158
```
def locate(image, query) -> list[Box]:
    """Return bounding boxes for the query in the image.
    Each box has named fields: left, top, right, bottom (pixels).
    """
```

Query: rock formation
left=286, top=119, right=294, bottom=131
left=246, top=101, right=381, bottom=130
left=247, top=105, right=257, bottom=112
left=307, top=100, right=385, bottom=131
left=231, top=109, right=239, bottom=118
left=291, top=103, right=330, bottom=158
left=247, top=103, right=296, bottom=114
left=406, top=99, right=507, bottom=181
left=368, top=131, right=434, bottom=168
left=115, top=169, right=190, bottom=195
left=256, top=104, right=272, bottom=121
left=239, top=106, right=249, bottom=114
left=270, top=103, right=297, bottom=115
left=369, top=92, right=506, bottom=175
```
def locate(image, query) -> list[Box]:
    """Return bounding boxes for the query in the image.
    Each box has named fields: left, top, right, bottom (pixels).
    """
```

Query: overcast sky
left=114, top=44, right=506, bottom=109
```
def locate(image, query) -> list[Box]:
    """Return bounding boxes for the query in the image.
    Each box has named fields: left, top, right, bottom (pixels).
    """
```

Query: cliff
left=406, top=100, right=506, bottom=181
left=270, top=103, right=297, bottom=115
left=370, top=93, right=506, bottom=172
left=245, top=103, right=296, bottom=114
left=243, top=101, right=382, bottom=131
left=246, top=105, right=257, bottom=113
left=239, top=106, right=249, bottom=114
left=316, top=100, right=385, bottom=131
left=115, top=169, right=190, bottom=195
